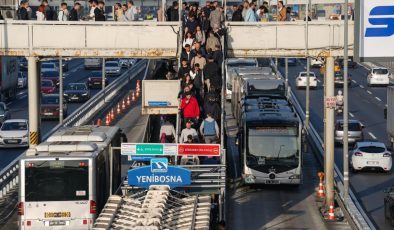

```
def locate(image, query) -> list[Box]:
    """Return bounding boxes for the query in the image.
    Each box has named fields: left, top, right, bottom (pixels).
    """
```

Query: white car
left=351, top=141, right=392, bottom=173
left=310, top=58, right=324, bottom=68
left=105, top=61, right=121, bottom=76
left=119, top=59, right=131, bottom=68
left=41, top=62, right=59, bottom=72
left=0, top=119, right=29, bottom=148
left=296, top=71, right=318, bottom=89
left=367, top=67, right=391, bottom=86
left=17, top=72, right=27, bottom=88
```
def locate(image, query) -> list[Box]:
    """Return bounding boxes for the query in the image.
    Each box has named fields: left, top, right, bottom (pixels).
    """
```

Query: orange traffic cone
left=131, top=91, right=136, bottom=102
left=117, top=103, right=121, bottom=114
left=317, top=172, right=325, bottom=198
left=97, top=118, right=101, bottom=127
left=122, top=99, right=126, bottom=110
left=127, top=95, right=131, bottom=106
left=111, top=109, right=115, bottom=120
left=327, top=202, right=335, bottom=220
left=105, top=114, right=110, bottom=126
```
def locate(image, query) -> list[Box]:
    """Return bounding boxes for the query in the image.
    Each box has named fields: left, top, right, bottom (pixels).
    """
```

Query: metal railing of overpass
left=0, top=21, right=181, bottom=58
left=0, top=59, right=151, bottom=213
left=0, top=19, right=353, bottom=58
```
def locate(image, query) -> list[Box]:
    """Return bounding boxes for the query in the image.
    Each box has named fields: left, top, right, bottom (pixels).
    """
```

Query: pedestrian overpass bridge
left=0, top=20, right=353, bottom=58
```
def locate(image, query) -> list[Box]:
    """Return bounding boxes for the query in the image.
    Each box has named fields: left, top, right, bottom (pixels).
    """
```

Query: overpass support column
left=325, top=56, right=335, bottom=207
left=27, top=57, right=41, bottom=148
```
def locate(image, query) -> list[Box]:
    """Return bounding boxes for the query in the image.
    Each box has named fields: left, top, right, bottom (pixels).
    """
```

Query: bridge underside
left=0, top=21, right=353, bottom=58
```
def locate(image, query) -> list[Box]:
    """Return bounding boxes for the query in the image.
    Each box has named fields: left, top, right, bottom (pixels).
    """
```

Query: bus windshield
left=247, top=127, right=299, bottom=167
left=24, top=160, right=89, bottom=202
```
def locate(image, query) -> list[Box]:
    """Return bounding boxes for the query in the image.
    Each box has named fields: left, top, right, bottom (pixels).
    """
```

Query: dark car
left=339, top=58, right=357, bottom=69
left=45, top=59, right=70, bottom=72
left=86, top=71, right=109, bottom=89
left=384, top=186, right=394, bottom=226
left=19, top=58, right=28, bottom=71
left=41, top=70, right=60, bottom=86
left=0, top=102, right=11, bottom=124
left=41, top=94, right=67, bottom=120
left=63, top=83, right=90, bottom=103
left=41, top=79, right=56, bottom=94
left=279, top=58, right=297, bottom=66
left=334, top=71, right=351, bottom=87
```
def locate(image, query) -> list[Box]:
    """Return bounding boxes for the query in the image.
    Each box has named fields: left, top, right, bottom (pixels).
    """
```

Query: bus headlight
left=244, top=174, right=256, bottom=183
left=289, top=174, right=300, bottom=179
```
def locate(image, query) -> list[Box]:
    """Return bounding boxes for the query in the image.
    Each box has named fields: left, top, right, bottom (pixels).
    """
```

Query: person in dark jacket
left=177, top=59, right=190, bottom=80
left=199, top=11, right=210, bottom=34
left=185, top=14, right=198, bottom=34
left=17, top=1, right=29, bottom=20
left=169, top=1, right=179, bottom=21
left=69, top=2, right=81, bottom=21
left=203, top=55, right=221, bottom=90
left=204, top=95, right=221, bottom=122
left=232, top=5, right=243, bottom=21
left=180, top=44, right=195, bottom=65
left=94, top=1, right=106, bottom=21
left=42, top=0, right=56, bottom=21
left=212, top=45, right=223, bottom=66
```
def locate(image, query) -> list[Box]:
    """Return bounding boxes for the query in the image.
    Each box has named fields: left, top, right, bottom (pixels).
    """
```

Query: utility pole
left=343, top=0, right=350, bottom=199
left=285, top=57, right=288, bottom=91
left=27, top=57, right=41, bottom=148
left=102, top=58, right=106, bottom=90
left=59, top=57, right=64, bottom=124
left=325, top=56, right=335, bottom=207
left=305, top=0, right=311, bottom=129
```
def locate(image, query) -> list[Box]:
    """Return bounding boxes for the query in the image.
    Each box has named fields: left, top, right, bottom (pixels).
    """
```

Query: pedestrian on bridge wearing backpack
left=16, top=1, right=29, bottom=20
left=200, top=112, right=219, bottom=144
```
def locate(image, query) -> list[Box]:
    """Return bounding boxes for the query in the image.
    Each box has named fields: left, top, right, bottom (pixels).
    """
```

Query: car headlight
left=244, top=174, right=256, bottom=183
left=82, top=93, right=88, bottom=96
left=88, top=77, right=92, bottom=81
left=22, top=134, right=28, bottom=138
left=63, top=93, right=68, bottom=96
left=289, top=174, right=300, bottom=179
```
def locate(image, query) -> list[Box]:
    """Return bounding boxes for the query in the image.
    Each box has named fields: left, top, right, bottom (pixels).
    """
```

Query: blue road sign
left=127, top=158, right=191, bottom=189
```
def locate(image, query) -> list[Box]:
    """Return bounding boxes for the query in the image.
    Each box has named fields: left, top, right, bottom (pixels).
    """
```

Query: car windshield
left=41, top=81, right=53, bottom=87
left=42, top=96, right=59, bottom=104
left=106, top=62, right=118, bottom=67
left=90, top=71, right=102, bottom=78
left=18, top=72, right=25, bottom=78
left=66, top=84, right=87, bottom=91
left=247, top=127, right=299, bottom=167
left=41, top=63, right=54, bottom=68
left=42, top=71, right=58, bottom=78
left=373, top=69, right=388, bottom=75
left=0, top=105, right=5, bottom=114
left=336, top=122, right=362, bottom=131
left=335, top=72, right=343, bottom=78
left=300, top=73, right=315, bottom=77
left=2, top=122, right=27, bottom=131
left=359, top=146, right=385, bottom=153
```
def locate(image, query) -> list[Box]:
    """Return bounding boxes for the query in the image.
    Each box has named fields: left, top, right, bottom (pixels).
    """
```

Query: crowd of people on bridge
left=13, top=0, right=303, bottom=22
left=155, top=0, right=226, bottom=165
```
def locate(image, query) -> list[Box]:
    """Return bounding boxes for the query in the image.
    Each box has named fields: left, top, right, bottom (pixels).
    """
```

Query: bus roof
left=25, top=126, right=119, bottom=157
left=236, top=67, right=274, bottom=76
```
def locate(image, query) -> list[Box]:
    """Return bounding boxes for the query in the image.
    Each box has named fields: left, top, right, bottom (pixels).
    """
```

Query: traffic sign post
left=325, top=96, right=336, bottom=109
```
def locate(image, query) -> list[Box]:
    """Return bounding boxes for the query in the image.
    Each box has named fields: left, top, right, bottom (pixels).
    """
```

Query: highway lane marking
left=19, top=95, right=27, bottom=100
left=367, top=90, right=372, bottom=94
left=368, top=132, right=377, bottom=140
left=352, top=80, right=357, bottom=83
left=349, top=112, right=354, bottom=118
left=360, top=122, right=365, bottom=127
left=317, top=79, right=321, bottom=83
left=360, top=85, right=365, bottom=89
left=375, top=97, right=382, bottom=101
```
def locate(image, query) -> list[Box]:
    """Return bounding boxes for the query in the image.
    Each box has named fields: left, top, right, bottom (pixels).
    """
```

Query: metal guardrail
left=289, top=89, right=375, bottom=230
left=0, top=59, right=148, bottom=204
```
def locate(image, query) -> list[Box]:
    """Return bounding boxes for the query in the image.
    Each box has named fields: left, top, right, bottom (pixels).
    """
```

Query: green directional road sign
left=135, top=144, right=163, bottom=155
left=121, top=143, right=178, bottom=156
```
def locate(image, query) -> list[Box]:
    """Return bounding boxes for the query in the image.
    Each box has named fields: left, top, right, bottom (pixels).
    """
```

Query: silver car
left=335, top=120, right=364, bottom=144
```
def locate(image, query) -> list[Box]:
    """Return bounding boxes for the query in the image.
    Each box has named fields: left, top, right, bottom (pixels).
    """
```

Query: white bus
left=225, top=58, right=258, bottom=100
left=237, top=97, right=305, bottom=185
left=18, top=126, right=122, bottom=229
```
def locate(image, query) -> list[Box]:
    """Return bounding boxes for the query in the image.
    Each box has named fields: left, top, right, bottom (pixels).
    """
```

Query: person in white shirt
left=125, top=0, right=137, bottom=21
left=58, top=2, right=69, bottom=21
left=36, top=4, right=46, bottom=21
left=159, top=118, right=176, bottom=143
left=180, top=120, right=198, bottom=143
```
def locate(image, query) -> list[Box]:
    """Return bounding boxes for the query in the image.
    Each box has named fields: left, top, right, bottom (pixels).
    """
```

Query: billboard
left=355, top=0, right=394, bottom=61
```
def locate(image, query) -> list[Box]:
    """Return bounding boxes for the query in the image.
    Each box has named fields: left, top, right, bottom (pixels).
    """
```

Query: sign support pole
left=343, top=0, right=350, bottom=201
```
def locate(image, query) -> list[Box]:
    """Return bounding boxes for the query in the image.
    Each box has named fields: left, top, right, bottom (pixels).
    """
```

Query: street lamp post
left=343, top=0, right=350, bottom=200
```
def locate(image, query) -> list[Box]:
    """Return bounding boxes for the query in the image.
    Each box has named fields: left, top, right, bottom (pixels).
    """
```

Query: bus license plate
left=367, top=161, right=379, bottom=165
left=265, top=180, right=280, bottom=184
left=49, top=220, right=66, bottom=226
left=45, top=212, right=71, bottom=218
